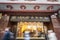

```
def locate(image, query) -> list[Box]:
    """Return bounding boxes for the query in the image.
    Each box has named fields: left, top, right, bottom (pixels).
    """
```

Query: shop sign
left=10, top=16, right=50, bottom=22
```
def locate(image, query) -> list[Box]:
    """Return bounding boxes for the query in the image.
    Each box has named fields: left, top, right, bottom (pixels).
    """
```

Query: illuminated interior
left=16, top=22, right=47, bottom=39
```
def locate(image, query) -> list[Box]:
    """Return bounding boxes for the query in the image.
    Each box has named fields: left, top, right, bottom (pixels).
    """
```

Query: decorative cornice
left=0, top=10, right=56, bottom=13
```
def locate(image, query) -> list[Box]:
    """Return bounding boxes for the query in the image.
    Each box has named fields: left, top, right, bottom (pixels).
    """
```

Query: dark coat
left=2, top=31, right=10, bottom=40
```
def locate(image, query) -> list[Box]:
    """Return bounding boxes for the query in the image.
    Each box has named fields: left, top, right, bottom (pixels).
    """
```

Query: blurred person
left=2, top=27, right=14, bottom=40
left=48, top=30, right=57, bottom=40
left=24, top=31, right=30, bottom=40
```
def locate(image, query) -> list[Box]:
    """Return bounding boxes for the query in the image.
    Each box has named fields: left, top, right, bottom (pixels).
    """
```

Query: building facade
left=0, top=0, right=60, bottom=40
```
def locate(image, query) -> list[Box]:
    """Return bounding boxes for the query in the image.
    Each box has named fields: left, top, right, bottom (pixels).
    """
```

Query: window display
left=16, top=22, right=46, bottom=39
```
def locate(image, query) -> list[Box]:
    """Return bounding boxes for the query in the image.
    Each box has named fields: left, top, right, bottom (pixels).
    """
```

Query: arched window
left=34, top=5, right=40, bottom=10
left=47, top=6, right=53, bottom=10
left=20, top=5, right=26, bottom=10
left=6, top=5, right=13, bottom=10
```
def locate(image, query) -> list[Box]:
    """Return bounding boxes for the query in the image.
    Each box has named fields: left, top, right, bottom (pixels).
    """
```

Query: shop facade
left=0, top=3, right=60, bottom=40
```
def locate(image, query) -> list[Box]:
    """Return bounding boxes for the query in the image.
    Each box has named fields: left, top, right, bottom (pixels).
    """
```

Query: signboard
left=10, top=16, right=50, bottom=22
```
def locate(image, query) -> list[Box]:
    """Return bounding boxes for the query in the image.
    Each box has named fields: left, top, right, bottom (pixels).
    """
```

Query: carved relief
left=6, top=5, right=13, bottom=10
left=34, top=5, right=40, bottom=10
left=20, top=5, right=26, bottom=10
left=47, top=6, right=53, bottom=10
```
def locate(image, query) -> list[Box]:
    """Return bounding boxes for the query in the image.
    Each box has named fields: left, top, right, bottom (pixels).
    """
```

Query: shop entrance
left=8, top=16, right=53, bottom=40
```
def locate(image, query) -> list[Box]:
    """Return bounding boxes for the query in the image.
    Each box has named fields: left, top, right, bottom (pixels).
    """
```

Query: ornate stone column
left=51, top=13, right=60, bottom=40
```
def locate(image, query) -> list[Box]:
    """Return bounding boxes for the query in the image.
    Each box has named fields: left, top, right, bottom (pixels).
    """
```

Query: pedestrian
left=24, top=31, right=30, bottom=40
left=2, top=27, right=14, bottom=40
left=48, top=30, right=57, bottom=40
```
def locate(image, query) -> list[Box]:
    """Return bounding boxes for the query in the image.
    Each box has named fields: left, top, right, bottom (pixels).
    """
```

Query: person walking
left=2, top=27, right=14, bottom=40
left=48, top=30, right=57, bottom=40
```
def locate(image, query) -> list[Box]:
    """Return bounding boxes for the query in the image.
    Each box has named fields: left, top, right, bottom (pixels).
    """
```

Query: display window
left=16, top=22, right=46, bottom=39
